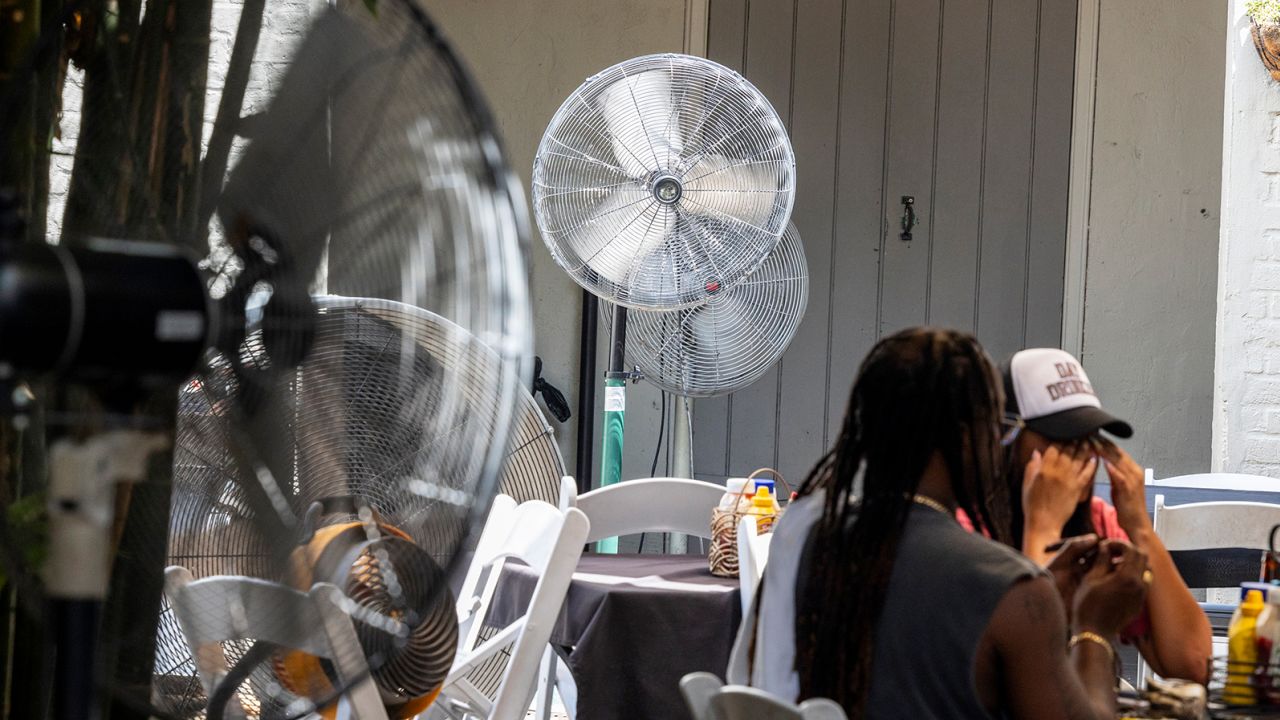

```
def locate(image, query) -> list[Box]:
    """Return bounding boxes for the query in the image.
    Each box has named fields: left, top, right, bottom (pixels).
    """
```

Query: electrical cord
left=650, top=391, right=667, bottom=477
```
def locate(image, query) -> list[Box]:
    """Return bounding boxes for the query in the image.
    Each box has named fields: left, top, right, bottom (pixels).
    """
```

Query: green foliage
left=363, top=0, right=377, bottom=16
left=1249, top=0, right=1280, bottom=25
left=0, top=493, right=47, bottom=590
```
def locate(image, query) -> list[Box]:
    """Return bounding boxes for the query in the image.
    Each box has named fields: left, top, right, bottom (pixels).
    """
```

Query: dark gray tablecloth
left=486, top=553, right=741, bottom=720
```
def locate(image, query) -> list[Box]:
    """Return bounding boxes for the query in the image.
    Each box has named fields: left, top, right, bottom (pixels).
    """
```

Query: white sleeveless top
left=725, top=491, right=824, bottom=697
left=727, top=490, right=1042, bottom=717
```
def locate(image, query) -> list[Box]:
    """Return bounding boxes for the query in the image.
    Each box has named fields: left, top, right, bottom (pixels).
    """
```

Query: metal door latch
left=900, top=195, right=916, bottom=242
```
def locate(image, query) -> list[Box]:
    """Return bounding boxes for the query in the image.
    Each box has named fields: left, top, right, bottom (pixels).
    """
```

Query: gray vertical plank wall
left=878, top=0, right=942, bottom=334
left=726, top=0, right=797, bottom=474
left=691, top=0, right=749, bottom=480
left=695, top=0, right=1076, bottom=483
left=1024, top=0, right=1075, bottom=349
left=777, top=0, right=844, bottom=476
left=976, top=0, right=1042, bottom=363
left=825, top=0, right=892, bottom=441
left=927, top=0, right=990, bottom=332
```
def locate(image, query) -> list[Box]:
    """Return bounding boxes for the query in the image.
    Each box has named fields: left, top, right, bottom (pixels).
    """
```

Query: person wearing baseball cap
left=997, top=348, right=1210, bottom=683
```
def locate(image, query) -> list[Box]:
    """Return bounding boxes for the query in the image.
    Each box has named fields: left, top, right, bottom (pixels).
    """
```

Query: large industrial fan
left=600, top=222, right=808, bottom=398
left=531, top=54, right=795, bottom=538
left=161, top=297, right=563, bottom=718
left=0, top=1, right=531, bottom=718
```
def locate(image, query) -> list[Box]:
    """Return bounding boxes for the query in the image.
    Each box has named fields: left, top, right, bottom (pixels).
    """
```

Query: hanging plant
left=1248, top=0, right=1280, bottom=81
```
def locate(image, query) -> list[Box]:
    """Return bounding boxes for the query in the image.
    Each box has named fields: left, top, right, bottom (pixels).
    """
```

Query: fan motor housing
left=0, top=238, right=210, bottom=386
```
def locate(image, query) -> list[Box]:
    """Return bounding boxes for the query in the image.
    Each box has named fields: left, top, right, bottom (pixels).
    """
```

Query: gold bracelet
left=1069, top=631, right=1116, bottom=665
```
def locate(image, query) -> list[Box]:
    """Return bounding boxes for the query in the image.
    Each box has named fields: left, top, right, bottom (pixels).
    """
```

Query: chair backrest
left=1153, top=494, right=1280, bottom=551
left=737, top=515, right=773, bottom=615
left=713, top=689, right=848, bottom=720
left=447, top=498, right=590, bottom=720
left=455, top=496, right=578, bottom=649
left=1147, top=470, right=1278, bottom=493
left=455, top=493, right=518, bottom=652
left=576, top=477, right=724, bottom=543
left=164, top=567, right=387, bottom=720
left=559, top=474, right=578, bottom=511
left=1153, top=494, right=1280, bottom=589
left=680, top=671, right=723, bottom=720
left=679, top=671, right=847, bottom=720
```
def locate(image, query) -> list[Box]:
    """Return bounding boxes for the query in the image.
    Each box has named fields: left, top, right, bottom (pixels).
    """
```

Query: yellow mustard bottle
left=747, top=486, right=776, bottom=534
left=1227, top=589, right=1266, bottom=705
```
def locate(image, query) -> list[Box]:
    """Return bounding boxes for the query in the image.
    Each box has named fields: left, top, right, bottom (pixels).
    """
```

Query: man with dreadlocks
left=727, top=327, right=1150, bottom=719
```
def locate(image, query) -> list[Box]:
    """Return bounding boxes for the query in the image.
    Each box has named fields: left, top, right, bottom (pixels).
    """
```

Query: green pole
left=597, top=304, right=629, bottom=553
left=597, top=377, right=625, bottom=553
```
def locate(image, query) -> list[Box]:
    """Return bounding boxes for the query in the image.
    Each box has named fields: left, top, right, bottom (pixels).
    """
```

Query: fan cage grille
left=533, top=53, right=796, bottom=310
left=602, top=223, right=808, bottom=398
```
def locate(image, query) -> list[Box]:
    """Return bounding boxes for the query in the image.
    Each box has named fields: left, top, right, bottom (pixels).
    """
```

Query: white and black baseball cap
left=1003, top=348, right=1133, bottom=440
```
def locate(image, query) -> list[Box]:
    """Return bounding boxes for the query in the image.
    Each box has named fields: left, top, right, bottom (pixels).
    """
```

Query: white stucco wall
left=1083, top=0, right=1224, bottom=477
left=1215, top=1, right=1280, bottom=476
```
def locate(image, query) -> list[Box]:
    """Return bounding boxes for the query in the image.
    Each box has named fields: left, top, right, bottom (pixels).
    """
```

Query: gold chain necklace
left=911, top=494, right=952, bottom=517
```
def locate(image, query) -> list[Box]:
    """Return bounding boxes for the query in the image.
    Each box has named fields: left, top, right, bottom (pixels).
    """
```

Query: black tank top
left=799, top=503, right=1043, bottom=719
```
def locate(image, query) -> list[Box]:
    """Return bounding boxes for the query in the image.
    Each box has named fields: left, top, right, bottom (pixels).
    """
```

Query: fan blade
left=549, top=188, right=672, bottom=290
left=598, top=69, right=679, bottom=178
left=604, top=222, right=808, bottom=397
left=680, top=153, right=788, bottom=236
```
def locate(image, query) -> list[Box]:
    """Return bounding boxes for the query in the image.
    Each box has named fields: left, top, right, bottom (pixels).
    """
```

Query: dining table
left=485, top=552, right=742, bottom=720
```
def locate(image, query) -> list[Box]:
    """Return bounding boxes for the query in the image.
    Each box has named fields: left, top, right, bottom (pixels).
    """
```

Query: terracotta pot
left=1252, top=20, right=1280, bottom=82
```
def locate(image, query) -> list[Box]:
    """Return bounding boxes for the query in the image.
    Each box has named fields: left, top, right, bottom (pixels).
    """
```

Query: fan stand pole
left=597, top=304, right=629, bottom=554
left=667, top=396, right=694, bottom=554
left=575, top=290, right=599, bottom=495
left=45, top=430, right=170, bottom=720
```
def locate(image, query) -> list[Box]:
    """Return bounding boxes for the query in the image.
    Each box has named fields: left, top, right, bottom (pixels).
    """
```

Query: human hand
left=1072, top=539, right=1150, bottom=639
left=1096, top=438, right=1152, bottom=538
left=1044, top=534, right=1100, bottom=622
left=1023, top=443, right=1098, bottom=543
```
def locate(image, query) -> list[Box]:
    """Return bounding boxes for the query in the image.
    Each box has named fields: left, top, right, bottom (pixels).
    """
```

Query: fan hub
left=651, top=175, right=683, bottom=205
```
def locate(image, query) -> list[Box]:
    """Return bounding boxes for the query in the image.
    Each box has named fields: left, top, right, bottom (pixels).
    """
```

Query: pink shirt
left=956, top=497, right=1150, bottom=642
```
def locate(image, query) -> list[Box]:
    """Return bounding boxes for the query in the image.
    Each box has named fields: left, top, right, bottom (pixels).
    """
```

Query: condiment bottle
left=747, top=486, right=777, bottom=535
left=1227, top=589, right=1265, bottom=705
left=719, top=478, right=752, bottom=512
left=1257, top=587, right=1280, bottom=703
left=752, top=478, right=783, bottom=512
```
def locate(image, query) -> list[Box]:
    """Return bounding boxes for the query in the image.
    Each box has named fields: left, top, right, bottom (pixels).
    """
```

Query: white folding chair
left=528, top=475, right=583, bottom=720
left=558, top=474, right=577, bottom=511
left=1152, top=493, right=1280, bottom=553
left=537, top=477, right=723, bottom=719
left=164, top=567, right=387, bottom=720
left=440, top=496, right=589, bottom=720
left=737, top=515, right=773, bottom=616
left=575, top=477, right=723, bottom=544
left=679, top=672, right=847, bottom=720
left=1141, top=494, right=1280, bottom=686
left=1146, top=469, right=1278, bottom=492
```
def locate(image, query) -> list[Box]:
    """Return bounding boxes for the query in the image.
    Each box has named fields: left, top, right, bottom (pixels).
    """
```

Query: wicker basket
left=1253, top=20, right=1280, bottom=82
left=708, top=468, right=789, bottom=578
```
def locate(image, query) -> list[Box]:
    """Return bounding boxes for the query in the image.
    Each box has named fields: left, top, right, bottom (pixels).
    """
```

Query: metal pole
left=597, top=304, right=628, bottom=554
left=668, top=395, right=693, bottom=553
left=574, top=289, right=598, bottom=494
